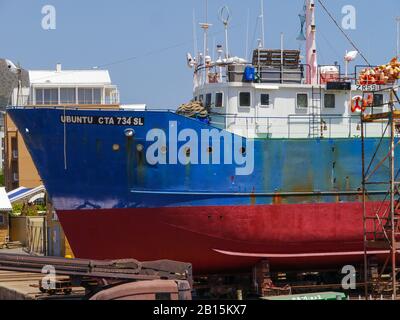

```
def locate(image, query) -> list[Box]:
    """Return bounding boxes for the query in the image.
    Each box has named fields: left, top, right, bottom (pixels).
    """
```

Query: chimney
left=56, top=63, right=62, bottom=72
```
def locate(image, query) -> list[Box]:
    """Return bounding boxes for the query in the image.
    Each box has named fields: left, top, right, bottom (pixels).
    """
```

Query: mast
left=306, top=0, right=318, bottom=85
left=260, top=0, right=265, bottom=48
left=199, top=0, right=212, bottom=84
left=397, top=16, right=400, bottom=58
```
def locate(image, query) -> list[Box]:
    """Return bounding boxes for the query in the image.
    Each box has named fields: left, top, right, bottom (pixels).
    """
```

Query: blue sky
left=1, top=0, right=399, bottom=107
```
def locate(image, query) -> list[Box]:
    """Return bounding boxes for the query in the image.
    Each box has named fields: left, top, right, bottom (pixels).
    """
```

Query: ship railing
left=225, top=63, right=311, bottom=85
left=194, top=62, right=369, bottom=88
left=210, top=114, right=390, bottom=139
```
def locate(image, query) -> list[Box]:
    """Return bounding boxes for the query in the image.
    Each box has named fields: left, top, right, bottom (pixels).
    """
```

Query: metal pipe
left=361, top=110, right=368, bottom=300
left=0, top=254, right=192, bottom=282
left=260, top=0, right=265, bottom=48
left=389, top=90, right=397, bottom=300
left=396, top=17, right=400, bottom=58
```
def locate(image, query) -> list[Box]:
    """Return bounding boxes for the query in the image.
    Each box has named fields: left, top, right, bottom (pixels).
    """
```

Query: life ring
left=351, top=94, right=373, bottom=113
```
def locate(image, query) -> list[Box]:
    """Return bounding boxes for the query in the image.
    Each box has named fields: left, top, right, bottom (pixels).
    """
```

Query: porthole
left=112, top=144, right=120, bottom=151
left=185, top=147, right=191, bottom=157
left=240, top=147, right=246, bottom=154
left=124, top=128, right=135, bottom=137
left=161, top=146, right=168, bottom=154
left=136, top=144, right=144, bottom=152
left=207, top=147, right=213, bottom=153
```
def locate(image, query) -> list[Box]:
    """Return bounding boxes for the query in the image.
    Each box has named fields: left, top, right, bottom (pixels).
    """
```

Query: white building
left=13, top=64, right=120, bottom=107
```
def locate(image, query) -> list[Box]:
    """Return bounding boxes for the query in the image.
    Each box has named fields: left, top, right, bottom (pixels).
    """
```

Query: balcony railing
left=12, top=95, right=120, bottom=107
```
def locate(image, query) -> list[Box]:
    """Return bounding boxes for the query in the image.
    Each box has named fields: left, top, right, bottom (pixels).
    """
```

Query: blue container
left=244, top=66, right=256, bottom=82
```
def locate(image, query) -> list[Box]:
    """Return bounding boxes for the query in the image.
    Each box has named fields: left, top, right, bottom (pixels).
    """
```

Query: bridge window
left=215, top=92, right=223, bottom=108
left=260, top=94, right=270, bottom=107
left=296, top=93, right=308, bottom=109
left=239, top=92, right=251, bottom=107
left=205, top=93, right=212, bottom=108
left=324, top=94, right=335, bottom=109
left=374, top=94, right=384, bottom=108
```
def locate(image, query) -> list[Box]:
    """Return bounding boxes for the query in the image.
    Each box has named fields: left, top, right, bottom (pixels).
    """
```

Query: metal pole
left=396, top=17, right=400, bottom=58
left=261, top=0, right=265, bottom=48
left=281, top=33, right=284, bottom=84
left=389, top=90, right=397, bottom=300
left=225, top=25, right=229, bottom=59
left=361, top=113, right=368, bottom=300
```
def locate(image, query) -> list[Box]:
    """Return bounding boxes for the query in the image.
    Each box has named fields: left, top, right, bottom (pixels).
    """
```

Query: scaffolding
left=361, top=86, right=400, bottom=300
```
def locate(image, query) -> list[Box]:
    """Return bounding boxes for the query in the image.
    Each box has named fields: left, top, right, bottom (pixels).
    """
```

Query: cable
left=29, top=23, right=245, bottom=84
left=317, top=0, right=371, bottom=66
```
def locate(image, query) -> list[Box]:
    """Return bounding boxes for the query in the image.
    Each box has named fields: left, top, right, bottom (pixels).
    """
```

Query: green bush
left=12, top=203, right=46, bottom=216
left=12, top=203, right=23, bottom=215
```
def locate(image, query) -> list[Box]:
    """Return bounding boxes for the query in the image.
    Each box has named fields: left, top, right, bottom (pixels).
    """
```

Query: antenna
left=192, top=9, right=198, bottom=58
left=199, top=0, right=212, bottom=83
left=396, top=16, right=400, bottom=58
left=219, top=6, right=231, bottom=59
left=260, top=0, right=265, bottom=48
left=245, top=9, right=250, bottom=61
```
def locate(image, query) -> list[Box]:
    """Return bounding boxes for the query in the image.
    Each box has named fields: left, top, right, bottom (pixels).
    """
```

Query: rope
left=176, top=101, right=208, bottom=118
left=317, top=0, right=371, bottom=66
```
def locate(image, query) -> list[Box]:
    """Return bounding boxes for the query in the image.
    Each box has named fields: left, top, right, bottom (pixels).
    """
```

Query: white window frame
left=373, top=93, right=384, bottom=109
left=205, top=93, right=212, bottom=108
left=60, top=87, right=77, bottom=105
left=215, top=92, right=224, bottom=108
left=239, top=91, right=251, bottom=108
left=35, top=88, right=59, bottom=105
left=77, top=88, right=102, bottom=105
left=324, top=93, right=336, bottom=109
left=296, top=92, right=309, bottom=109
left=35, top=88, right=44, bottom=105
left=260, top=93, right=271, bottom=108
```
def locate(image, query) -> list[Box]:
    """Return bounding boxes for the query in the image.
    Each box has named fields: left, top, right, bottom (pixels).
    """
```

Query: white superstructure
left=188, top=0, right=395, bottom=140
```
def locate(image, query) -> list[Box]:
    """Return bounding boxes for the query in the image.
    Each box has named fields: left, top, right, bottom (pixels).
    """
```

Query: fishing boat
left=6, top=0, right=400, bottom=274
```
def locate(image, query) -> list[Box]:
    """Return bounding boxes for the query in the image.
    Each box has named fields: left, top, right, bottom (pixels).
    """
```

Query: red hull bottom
left=57, top=202, right=391, bottom=274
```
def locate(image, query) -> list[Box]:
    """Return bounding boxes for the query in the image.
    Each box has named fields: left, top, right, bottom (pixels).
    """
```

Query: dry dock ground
left=0, top=270, right=85, bottom=300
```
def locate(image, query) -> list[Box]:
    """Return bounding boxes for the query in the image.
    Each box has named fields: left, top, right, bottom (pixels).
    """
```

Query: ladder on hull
left=309, top=86, right=322, bottom=138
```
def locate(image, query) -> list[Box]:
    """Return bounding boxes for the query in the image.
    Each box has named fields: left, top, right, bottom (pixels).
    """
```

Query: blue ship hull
left=6, top=107, right=396, bottom=273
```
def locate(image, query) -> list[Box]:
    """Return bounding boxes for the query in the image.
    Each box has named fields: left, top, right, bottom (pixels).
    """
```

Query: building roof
left=29, top=69, right=112, bottom=86
left=7, top=187, right=32, bottom=201
left=0, top=187, right=12, bottom=211
left=7, top=185, right=45, bottom=204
